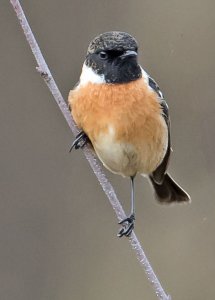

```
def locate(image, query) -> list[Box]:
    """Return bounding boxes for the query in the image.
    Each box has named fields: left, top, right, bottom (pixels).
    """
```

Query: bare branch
left=10, top=1, right=171, bottom=299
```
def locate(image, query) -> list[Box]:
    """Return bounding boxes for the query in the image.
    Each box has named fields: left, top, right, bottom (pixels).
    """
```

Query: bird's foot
left=117, top=214, right=135, bottom=238
left=69, top=131, right=89, bottom=152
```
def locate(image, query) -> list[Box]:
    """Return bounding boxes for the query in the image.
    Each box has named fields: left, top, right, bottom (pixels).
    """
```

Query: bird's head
left=80, top=31, right=142, bottom=85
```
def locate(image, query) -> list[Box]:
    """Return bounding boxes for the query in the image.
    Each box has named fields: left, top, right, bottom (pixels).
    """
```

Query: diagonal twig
left=10, top=1, right=171, bottom=299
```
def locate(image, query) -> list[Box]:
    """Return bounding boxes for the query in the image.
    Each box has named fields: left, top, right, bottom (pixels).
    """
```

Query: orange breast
left=68, top=78, right=168, bottom=176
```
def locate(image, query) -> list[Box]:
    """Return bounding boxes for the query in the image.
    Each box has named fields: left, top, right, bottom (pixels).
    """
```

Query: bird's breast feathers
left=69, top=77, right=168, bottom=176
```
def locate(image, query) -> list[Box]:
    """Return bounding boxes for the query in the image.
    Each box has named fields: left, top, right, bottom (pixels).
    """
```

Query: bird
left=68, top=31, right=191, bottom=237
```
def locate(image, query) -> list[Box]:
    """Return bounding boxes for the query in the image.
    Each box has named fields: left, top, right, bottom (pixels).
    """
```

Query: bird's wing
left=147, top=74, right=171, bottom=184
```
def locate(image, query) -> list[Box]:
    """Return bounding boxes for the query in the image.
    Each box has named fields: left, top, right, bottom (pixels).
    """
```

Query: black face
left=85, top=31, right=142, bottom=84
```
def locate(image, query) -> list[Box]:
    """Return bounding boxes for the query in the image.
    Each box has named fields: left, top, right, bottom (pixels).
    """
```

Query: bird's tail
left=149, top=173, right=191, bottom=203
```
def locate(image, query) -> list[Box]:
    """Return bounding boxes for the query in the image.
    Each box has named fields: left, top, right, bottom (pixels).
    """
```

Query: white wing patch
left=141, top=67, right=164, bottom=99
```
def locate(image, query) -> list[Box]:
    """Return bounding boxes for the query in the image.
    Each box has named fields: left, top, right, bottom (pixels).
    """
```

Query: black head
left=85, top=31, right=142, bottom=84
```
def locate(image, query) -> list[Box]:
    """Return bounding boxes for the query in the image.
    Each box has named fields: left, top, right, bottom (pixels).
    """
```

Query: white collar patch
left=79, top=63, right=105, bottom=87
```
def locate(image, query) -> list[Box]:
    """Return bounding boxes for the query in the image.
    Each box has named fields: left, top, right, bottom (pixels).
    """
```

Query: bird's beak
left=120, top=50, right=137, bottom=59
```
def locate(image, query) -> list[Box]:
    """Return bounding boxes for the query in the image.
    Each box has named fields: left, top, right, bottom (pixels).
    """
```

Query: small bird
left=68, top=31, right=191, bottom=237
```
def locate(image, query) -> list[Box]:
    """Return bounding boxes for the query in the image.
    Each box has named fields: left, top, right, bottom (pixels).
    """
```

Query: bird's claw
left=117, top=214, right=135, bottom=238
left=69, top=131, right=89, bottom=152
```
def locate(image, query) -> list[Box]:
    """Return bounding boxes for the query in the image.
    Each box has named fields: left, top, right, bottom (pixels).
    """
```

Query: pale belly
left=93, top=123, right=168, bottom=177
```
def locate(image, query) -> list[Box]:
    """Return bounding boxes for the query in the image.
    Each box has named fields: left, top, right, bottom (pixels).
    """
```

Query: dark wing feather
left=148, top=75, right=171, bottom=184
left=148, top=77, right=163, bottom=99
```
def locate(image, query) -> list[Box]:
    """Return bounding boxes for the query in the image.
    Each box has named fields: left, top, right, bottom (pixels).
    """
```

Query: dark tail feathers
left=149, top=173, right=191, bottom=203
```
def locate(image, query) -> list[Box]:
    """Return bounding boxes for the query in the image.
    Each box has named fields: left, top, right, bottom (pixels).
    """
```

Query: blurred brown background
left=1, top=0, right=215, bottom=299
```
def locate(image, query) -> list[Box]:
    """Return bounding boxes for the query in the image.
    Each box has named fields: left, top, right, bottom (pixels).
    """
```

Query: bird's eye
left=99, top=51, right=108, bottom=59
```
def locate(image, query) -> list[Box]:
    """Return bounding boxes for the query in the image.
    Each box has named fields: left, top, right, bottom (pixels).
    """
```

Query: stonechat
left=68, top=31, right=191, bottom=237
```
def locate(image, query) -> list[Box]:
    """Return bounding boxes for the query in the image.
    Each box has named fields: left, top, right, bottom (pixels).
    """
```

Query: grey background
left=1, top=0, right=215, bottom=299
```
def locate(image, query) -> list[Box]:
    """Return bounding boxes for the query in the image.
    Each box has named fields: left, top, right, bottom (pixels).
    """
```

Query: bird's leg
left=69, top=131, right=89, bottom=152
left=118, top=175, right=136, bottom=237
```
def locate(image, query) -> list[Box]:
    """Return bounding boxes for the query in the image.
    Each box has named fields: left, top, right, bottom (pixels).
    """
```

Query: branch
left=10, top=1, right=171, bottom=299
